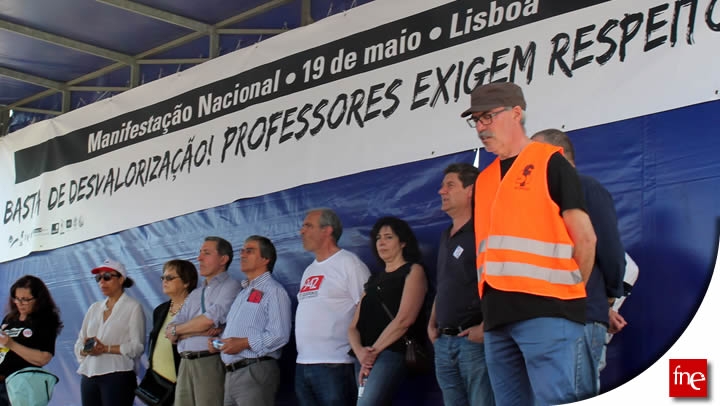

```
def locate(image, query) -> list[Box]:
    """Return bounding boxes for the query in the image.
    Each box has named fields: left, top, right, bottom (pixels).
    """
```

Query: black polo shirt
left=435, top=220, right=484, bottom=329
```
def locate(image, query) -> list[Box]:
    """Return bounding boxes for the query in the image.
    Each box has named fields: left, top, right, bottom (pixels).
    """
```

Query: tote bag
left=5, top=367, right=58, bottom=406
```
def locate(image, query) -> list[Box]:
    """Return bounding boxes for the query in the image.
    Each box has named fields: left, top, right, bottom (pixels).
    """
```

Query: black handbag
left=378, top=299, right=433, bottom=375
left=135, top=369, right=175, bottom=406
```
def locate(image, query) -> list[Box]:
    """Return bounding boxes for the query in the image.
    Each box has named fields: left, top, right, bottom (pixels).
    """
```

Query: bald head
left=531, top=129, right=576, bottom=166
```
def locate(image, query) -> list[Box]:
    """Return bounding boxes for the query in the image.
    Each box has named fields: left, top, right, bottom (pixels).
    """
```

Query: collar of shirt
left=102, top=291, right=128, bottom=310
left=241, top=271, right=272, bottom=289
left=204, top=270, right=231, bottom=287
left=445, top=218, right=474, bottom=238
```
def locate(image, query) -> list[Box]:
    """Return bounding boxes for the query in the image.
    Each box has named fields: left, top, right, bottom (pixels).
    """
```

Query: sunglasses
left=13, top=297, right=35, bottom=304
left=160, top=275, right=180, bottom=282
left=95, top=273, right=121, bottom=282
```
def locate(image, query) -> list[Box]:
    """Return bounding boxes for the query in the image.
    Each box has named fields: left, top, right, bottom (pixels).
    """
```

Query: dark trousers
left=81, top=371, right=137, bottom=406
left=0, top=382, right=9, bottom=406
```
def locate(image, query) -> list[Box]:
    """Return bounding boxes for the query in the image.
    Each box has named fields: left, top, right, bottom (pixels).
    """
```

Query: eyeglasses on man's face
left=160, top=275, right=180, bottom=282
left=239, top=247, right=258, bottom=255
left=466, top=107, right=511, bottom=128
left=13, top=296, right=35, bottom=304
left=95, top=273, right=121, bottom=283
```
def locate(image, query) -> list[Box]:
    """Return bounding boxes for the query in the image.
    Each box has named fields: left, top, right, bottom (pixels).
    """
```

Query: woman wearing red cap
left=75, top=259, right=145, bottom=406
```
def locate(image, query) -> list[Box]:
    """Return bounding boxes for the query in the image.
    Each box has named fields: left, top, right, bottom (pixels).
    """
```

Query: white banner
left=2, top=0, right=719, bottom=262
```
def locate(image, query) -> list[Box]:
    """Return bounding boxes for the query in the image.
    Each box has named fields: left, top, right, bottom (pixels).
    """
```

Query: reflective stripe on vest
left=478, top=239, right=486, bottom=254
left=485, top=261, right=582, bottom=285
left=487, top=235, right=573, bottom=259
left=477, top=236, right=581, bottom=284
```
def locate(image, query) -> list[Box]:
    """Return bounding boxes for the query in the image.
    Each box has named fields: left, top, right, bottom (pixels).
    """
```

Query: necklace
left=169, top=299, right=184, bottom=316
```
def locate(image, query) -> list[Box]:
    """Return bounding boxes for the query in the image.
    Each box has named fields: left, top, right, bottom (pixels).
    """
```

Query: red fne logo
left=669, top=359, right=708, bottom=398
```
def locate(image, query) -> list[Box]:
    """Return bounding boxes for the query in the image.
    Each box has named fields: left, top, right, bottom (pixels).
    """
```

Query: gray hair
left=531, top=128, right=575, bottom=165
left=308, top=208, right=343, bottom=243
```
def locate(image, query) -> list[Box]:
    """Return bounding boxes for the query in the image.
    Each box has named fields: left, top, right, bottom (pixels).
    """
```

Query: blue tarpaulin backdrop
left=0, top=99, right=718, bottom=405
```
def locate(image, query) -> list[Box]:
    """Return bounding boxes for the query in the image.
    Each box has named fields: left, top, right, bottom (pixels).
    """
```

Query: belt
left=179, top=350, right=217, bottom=360
left=441, top=325, right=477, bottom=336
left=439, top=327, right=462, bottom=336
left=225, top=356, right=274, bottom=372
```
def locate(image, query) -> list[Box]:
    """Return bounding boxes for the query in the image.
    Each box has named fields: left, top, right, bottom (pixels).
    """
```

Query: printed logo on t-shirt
left=298, top=275, right=324, bottom=300
left=5, top=328, right=24, bottom=338
left=22, top=328, right=32, bottom=338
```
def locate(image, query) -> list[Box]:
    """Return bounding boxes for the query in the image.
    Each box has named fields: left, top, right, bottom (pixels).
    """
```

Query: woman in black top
left=348, top=217, right=428, bottom=406
left=139, top=259, right=197, bottom=406
left=0, top=275, right=63, bottom=406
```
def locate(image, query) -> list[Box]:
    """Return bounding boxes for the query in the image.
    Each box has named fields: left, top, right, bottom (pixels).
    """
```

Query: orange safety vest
left=474, top=142, right=586, bottom=300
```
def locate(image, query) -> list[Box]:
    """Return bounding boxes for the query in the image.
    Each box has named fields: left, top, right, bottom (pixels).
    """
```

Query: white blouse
left=75, top=291, right=146, bottom=377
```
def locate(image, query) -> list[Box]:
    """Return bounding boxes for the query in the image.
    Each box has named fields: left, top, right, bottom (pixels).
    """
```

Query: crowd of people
left=0, top=82, right=638, bottom=406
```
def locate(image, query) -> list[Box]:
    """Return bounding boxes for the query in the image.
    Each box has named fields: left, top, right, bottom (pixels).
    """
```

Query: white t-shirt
left=295, top=249, right=370, bottom=364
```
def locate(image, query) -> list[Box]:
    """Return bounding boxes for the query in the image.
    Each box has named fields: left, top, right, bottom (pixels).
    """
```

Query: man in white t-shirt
left=294, top=208, right=371, bottom=406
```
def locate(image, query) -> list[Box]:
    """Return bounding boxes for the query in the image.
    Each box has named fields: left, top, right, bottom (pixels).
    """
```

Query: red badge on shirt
left=248, top=289, right=264, bottom=303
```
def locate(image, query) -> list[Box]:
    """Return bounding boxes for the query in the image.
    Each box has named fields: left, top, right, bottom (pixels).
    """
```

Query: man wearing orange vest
left=461, top=82, right=597, bottom=405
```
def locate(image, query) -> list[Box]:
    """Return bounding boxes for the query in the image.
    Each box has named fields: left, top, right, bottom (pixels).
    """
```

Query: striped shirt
left=174, top=271, right=242, bottom=352
left=220, top=272, right=292, bottom=364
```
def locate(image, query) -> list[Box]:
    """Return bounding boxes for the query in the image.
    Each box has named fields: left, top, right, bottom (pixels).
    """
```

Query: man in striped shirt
left=208, top=235, right=292, bottom=406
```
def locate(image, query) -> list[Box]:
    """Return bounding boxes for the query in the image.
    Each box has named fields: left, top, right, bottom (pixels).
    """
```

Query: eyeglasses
left=95, top=273, right=121, bottom=283
left=13, top=297, right=35, bottom=304
left=466, top=108, right=511, bottom=128
left=160, top=275, right=180, bottom=282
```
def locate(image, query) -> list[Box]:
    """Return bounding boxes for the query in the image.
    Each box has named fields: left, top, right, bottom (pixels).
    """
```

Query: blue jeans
left=575, top=322, right=608, bottom=400
left=353, top=350, right=406, bottom=406
left=484, top=317, right=583, bottom=406
left=295, top=363, right=356, bottom=406
left=434, top=335, right=494, bottom=406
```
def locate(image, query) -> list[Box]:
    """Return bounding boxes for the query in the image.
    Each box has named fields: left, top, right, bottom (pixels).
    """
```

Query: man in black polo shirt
left=428, top=163, right=494, bottom=406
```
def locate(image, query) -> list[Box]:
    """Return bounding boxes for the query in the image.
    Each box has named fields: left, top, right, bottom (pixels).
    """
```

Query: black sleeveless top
left=356, top=263, right=425, bottom=353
